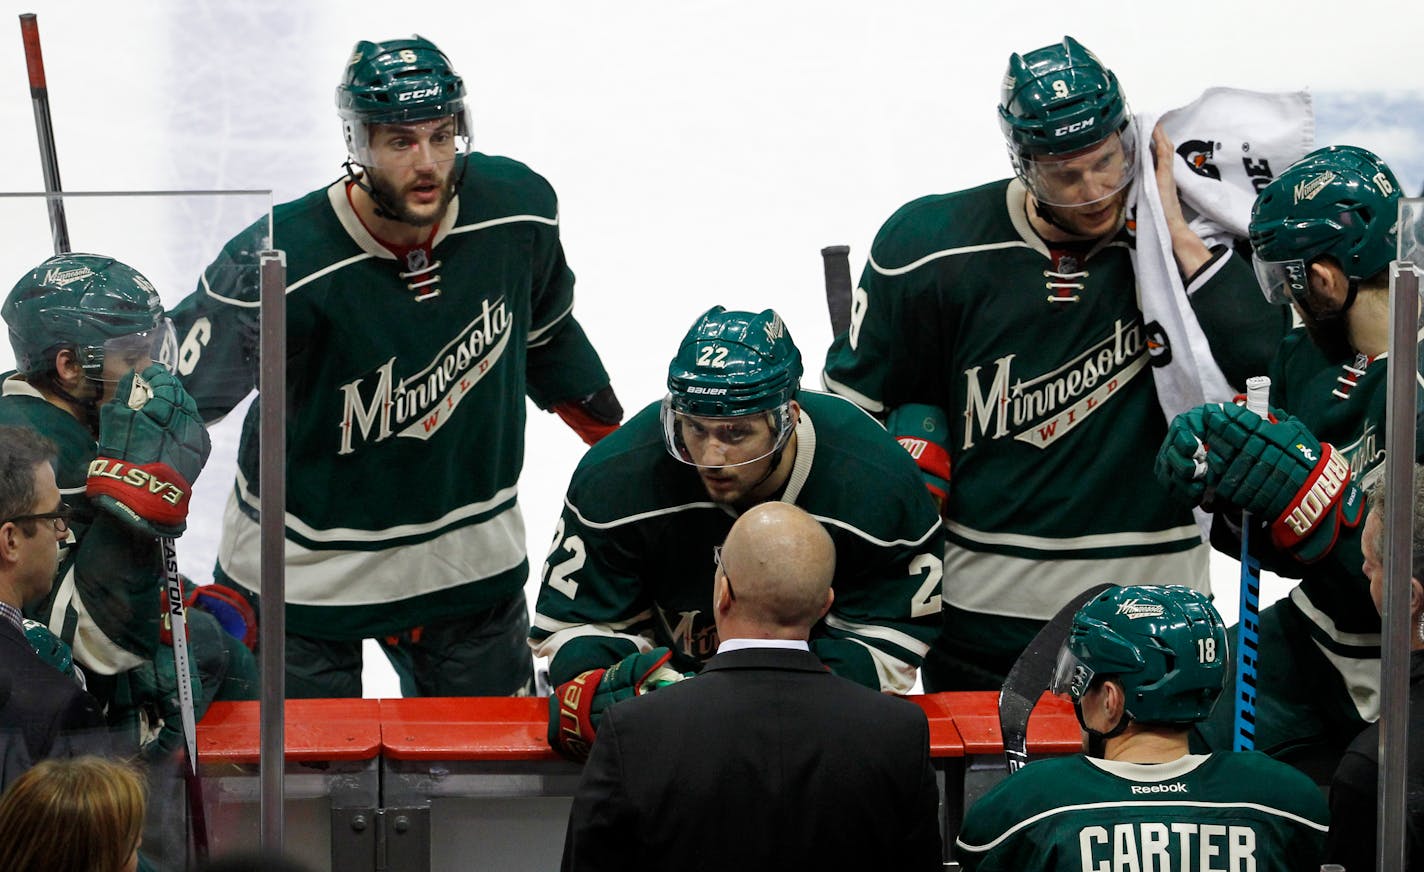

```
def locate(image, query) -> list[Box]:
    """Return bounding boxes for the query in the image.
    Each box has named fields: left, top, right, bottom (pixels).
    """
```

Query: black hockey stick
left=19, top=13, right=208, bottom=860
left=821, top=245, right=853, bottom=338
left=998, top=583, right=1113, bottom=772
left=19, top=13, right=68, bottom=256
left=1233, top=376, right=1271, bottom=751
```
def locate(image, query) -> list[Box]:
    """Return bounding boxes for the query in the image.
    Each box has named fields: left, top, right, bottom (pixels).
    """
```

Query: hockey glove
left=1154, top=405, right=1213, bottom=507
left=129, top=642, right=205, bottom=762
left=553, top=385, right=624, bottom=446
left=1199, top=402, right=1364, bottom=563
left=159, top=580, right=259, bottom=652
left=548, top=647, right=687, bottom=761
left=87, top=364, right=211, bottom=538
left=886, top=404, right=951, bottom=514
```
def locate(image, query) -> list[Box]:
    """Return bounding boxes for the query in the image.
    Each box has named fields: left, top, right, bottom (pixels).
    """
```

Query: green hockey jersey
left=170, top=154, right=612, bottom=639
left=956, top=752, right=1328, bottom=872
left=823, top=179, right=1280, bottom=645
left=529, top=390, right=944, bottom=693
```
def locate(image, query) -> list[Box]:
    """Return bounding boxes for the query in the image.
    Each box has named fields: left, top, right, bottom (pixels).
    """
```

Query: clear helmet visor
left=1251, top=254, right=1311, bottom=306
left=346, top=113, right=472, bottom=171
left=659, top=395, right=795, bottom=470
left=77, top=318, right=177, bottom=382
left=1019, top=126, right=1138, bottom=209
left=1050, top=644, right=1095, bottom=703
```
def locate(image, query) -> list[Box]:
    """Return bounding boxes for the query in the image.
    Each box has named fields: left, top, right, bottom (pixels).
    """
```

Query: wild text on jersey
left=337, top=297, right=512, bottom=454
left=962, top=318, right=1148, bottom=450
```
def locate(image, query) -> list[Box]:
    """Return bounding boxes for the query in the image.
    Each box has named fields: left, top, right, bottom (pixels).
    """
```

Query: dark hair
left=0, top=425, right=58, bottom=527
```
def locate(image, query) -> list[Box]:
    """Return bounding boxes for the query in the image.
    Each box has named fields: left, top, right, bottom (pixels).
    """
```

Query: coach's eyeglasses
left=3, top=507, right=72, bottom=535
left=713, top=545, right=736, bottom=602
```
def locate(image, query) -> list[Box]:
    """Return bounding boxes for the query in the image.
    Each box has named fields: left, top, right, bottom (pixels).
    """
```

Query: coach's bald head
left=714, top=502, right=835, bottom=640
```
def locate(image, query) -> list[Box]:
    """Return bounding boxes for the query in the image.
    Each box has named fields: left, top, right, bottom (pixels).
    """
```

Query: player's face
left=9, top=461, right=66, bottom=604
left=680, top=412, right=782, bottom=506
left=1026, top=134, right=1131, bottom=238
left=1362, top=509, right=1385, bottom=615
left=365, top=118, right=460, bottom=227
left=96, top=345, right=153, bottom=406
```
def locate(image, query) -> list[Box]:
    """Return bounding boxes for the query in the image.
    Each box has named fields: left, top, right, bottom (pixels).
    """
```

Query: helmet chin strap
left=1074, top=697, right=1130, bottom=760
left=41, top=371, right=102, bottom=433
left=343, top=159, right=401, bottom=221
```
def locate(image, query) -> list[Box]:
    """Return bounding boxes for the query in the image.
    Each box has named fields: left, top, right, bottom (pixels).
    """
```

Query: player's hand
left=87, top=364, right=211, bottom=538
left=1155, top=405, right=1212, bottom=507
left=131, top=643, right=205, bottom=762
left=1152, top=122, right=1212, bottom=277
left=886, top=404, right=951, bottom=514
left=1199, top=402, right=1363, bottom=562
left=553, top=384, right=624, bottom=446
left=547, top=647, right=688, bottom=761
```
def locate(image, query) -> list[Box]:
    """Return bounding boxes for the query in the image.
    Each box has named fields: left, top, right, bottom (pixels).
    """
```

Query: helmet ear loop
left=1073, top=676, right=1130, bottom=758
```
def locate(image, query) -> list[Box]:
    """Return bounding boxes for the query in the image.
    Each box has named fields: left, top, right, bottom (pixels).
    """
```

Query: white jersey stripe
left=870, top=240, right=1033, bottom=277
left=945, top=519, right=1202, bottom=552
left=956, top=797, right=1328, bottom=854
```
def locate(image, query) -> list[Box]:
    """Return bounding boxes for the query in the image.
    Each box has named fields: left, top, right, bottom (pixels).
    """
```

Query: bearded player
left=1157, top=146, right=1424, bottom=774
left=532, top=306, right=943, bottom=759
left=956, top=585, right=1327, bottom=872
left=821, top=36, right=1286, bottom=691
left=170, top=36, right=622, bottom=698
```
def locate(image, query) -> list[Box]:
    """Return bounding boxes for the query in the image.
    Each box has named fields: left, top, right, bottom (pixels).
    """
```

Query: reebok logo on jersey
left=1130, top=781, right=1188, bottom=794
left=1115, top=598, right=1165, bottom=620
left=338, top=296, right=512, bottom=454
left=961, top=318, right=1149, bottom=450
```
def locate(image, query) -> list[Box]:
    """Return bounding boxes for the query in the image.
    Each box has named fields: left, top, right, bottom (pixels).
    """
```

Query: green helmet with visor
left=662, top=306, right=803, bottom=469
left=1249, top=145, right=1401, bottom=308
left=1051, top=585, right=1227, bottom=727
left=3, top=253, right=174, bottom=382
left=336, top=35, right=472, bottom=170
left=998, top=36, right=1137, bottom=208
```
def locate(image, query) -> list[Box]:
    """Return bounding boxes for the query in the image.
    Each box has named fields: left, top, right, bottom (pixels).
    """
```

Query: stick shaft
left=1233, top=377, right=1270, bottom=751
left=18, top=13, right=70, bottom=255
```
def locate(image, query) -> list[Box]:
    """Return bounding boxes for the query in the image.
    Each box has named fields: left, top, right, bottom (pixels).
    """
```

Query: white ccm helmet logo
left=398, top=86, right=442, bottom=102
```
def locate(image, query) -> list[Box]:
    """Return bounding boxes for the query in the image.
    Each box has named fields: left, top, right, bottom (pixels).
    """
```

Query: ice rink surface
left=1, top=1, right=1420, bottom=696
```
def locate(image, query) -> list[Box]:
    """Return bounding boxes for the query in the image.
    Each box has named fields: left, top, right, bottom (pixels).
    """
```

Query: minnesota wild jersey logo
left=337, top=297, right=512, bottom=454
left=961, top=318, right=1149, bottom=450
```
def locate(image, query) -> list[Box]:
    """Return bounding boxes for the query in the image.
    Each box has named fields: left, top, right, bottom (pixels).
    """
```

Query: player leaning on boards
left=532, top=307, right=944, bottom=760
left=1157, top=146, right=1423, bottom=775
left=821, top=36, right=1286, bottom=691
left=170, top=36, right=623, bottom=698
left=0, top=254, right=256, bottom=758
left=956, top=585, right=1327, bottom=872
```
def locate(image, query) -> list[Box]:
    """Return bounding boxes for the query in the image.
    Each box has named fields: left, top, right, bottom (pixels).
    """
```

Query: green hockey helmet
left=662, top=306, right=803, bottom=469
left=998, top=36, right=1138, bottom=207
left=1052, top=585, right=1227, bottom=725
left=3, top=253, right=173, bottom=381
left=337, top=35, right=471, bottom=168
left=1249, top=145, right=1402, bottom=307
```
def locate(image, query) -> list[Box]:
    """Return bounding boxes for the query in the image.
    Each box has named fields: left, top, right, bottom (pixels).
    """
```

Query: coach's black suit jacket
left=0, top=617, right=105, bottom=788
left=562, top=646, right=942, bottom=872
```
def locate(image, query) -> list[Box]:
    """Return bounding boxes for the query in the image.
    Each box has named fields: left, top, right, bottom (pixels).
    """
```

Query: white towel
left=1128, top=87, right=1313, bottom=539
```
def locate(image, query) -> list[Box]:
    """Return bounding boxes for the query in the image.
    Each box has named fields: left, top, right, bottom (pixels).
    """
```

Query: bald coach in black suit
left=562, top=502, right=941, bottom=872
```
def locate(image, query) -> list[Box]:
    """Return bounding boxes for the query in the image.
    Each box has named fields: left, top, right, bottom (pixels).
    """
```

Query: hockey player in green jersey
left=821, top=36, right=1286, bottom=691
left=1157, top=146, right=1419, bottom=773
left=170, top=36, right=623, bottom=698
left=956, top=585, right=1328, bottom=872
left=533, top=307, right=944, bottom=760
left=0, top=253, right=255, bottom=759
